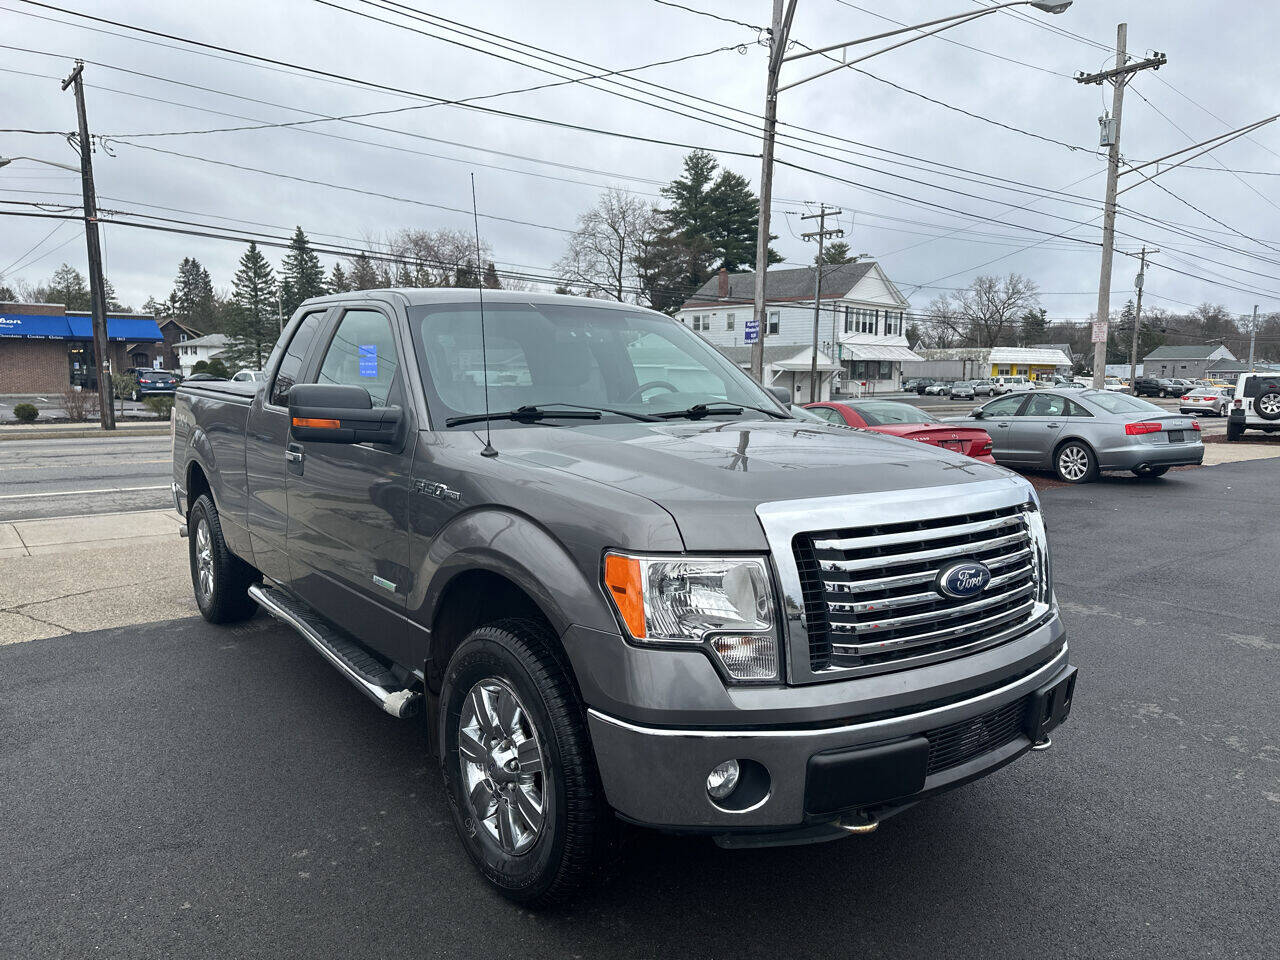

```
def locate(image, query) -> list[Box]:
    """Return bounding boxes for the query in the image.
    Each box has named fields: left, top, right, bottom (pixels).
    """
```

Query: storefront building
left=0, top=301, right=164, bottom=394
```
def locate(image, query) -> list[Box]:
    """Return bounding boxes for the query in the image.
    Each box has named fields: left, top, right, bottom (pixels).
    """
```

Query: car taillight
left=1234, top=399, right=1243, bottom=407
left=1125, top=421, right=1163, bottom=435
left=977, top=438, right=993, bottom=454
left=1180, top=395, right=1189, bottom=401
left=1192, top=420, right=1201, bottom=431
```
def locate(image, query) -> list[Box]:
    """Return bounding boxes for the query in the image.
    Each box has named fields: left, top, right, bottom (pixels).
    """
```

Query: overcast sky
left=3, top=0, right=1278, bottom=326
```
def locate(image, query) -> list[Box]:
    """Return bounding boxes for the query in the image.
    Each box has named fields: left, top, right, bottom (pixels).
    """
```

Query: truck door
left=284, top=305, right=415, bottom=657
left=245, top=307, right=330, bottom=584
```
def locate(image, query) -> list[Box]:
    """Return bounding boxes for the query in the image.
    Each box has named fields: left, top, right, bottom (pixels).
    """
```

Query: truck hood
left=489, top=417, right=1020, bottom=550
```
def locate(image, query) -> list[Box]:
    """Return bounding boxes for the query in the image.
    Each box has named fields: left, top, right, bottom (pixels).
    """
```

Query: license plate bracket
left=1024, top=666, right=1078, bottom=743
left=1167, top=430, right=1185, bottom=443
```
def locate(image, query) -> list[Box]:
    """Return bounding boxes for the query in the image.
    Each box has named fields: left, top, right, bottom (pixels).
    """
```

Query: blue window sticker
left=358, top=344, right=378, bottom=377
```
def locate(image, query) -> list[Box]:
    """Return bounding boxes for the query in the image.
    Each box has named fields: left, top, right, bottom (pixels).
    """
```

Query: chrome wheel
left=1058, top=445, right=1089, bottom=482
left=458, top=678, right=545, bottom=856
left=194, top=517, right=214, bottom=601
left=1259, top=394, right=1280, bottom=417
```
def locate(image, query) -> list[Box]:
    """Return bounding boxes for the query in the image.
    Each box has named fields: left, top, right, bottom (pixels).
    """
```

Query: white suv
left=991, top=375, right=1033, bottom=395
left=1227, top=372, right=1280, bottom=441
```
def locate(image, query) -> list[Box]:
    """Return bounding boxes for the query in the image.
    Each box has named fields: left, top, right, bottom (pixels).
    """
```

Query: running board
left=247, top=583, right=421, bottom=719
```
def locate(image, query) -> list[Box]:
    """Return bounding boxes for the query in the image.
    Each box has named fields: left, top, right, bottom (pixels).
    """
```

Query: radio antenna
left=471, top=173, right=497, bottom=458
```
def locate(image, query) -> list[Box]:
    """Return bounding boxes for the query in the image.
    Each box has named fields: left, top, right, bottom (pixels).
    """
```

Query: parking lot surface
left=2, top=460, right=1277, bottom=959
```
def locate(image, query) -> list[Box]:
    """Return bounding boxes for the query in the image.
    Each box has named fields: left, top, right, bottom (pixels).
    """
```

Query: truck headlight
left=603, top=553, right=779, bottom=681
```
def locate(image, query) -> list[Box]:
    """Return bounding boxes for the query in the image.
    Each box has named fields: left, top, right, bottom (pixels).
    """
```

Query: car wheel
left=440, top=618, right=616, bottom=907
left=1132, top=465, right=1170, bottom=478
left=1227, top=420, right=1244, bottom=441
left=1054, top=441, right=1098, bottom=484
left=188, top=494, right=260, bottom=623
left=130, top=389, right=139, bottom=402
left=1257, top=391, right=1280, bottom=421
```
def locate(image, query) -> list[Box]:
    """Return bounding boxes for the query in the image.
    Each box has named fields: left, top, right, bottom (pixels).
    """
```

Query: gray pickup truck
left=171, top=289, right=1076, bottom=905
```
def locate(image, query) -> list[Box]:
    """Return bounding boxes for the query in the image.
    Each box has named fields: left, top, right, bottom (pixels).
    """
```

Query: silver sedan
left=955, top=389, right=1205, bottom=483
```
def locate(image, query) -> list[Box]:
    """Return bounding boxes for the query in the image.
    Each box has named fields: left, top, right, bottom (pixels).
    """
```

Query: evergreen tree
left=1020, top=306, right=1048, bottom=347
left=817, top=241, right=855, bottom=265
left=327, top=262, right=350, bottom=295
left=45, top=263, right=91, bottom=309
left=171, top=257, right=216, bottom=332
left=279, top=227, right=326, bottom=316
left=454, top=259, right=481, bottom=288
left=483, top=261, right=501, bottom=289
left=347, top=253, right=379, bottom=291
left=0, top=283, right=16, bottom=301
left=224, top=242, right=277, bottom=371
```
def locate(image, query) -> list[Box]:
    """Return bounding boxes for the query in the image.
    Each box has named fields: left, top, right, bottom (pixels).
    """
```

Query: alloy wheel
left=1058, top=445, right=1089, bottom=482
left=1259, top=394, right=1280, bottom=417
left=458, top=678, right=545, bottom=856
left=194, top=517, right=214, bottom=601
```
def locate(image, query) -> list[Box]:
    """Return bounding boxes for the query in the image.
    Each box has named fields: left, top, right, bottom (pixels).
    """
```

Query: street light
left=748, top=0, right=1073, bottom=382
left=0, top=155, right=81, bottom=173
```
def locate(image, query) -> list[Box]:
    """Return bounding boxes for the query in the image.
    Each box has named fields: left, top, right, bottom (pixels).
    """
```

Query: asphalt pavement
left=0, top=435, right=172, bottom=520
left=1, top=459, right=1277, bottom=959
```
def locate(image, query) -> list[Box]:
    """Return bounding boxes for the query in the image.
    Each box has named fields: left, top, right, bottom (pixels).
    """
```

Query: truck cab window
left=269, top=310, right=327, bottom=407
left=315, top=309, right=400, bottom=406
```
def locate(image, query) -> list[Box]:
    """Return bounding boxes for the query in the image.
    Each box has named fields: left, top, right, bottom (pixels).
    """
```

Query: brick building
left=0, top=301, right=164, bottom=394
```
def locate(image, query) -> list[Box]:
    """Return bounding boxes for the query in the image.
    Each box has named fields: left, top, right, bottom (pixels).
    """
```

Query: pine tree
left=817, top=241, right=855, bottom=265
left=45, top=263, right=91, bottom=309
left=455, top=259, right=481, bottom=288
left=224, top=242, right=277, bottom=370
left=171, top=257, right=216, bottom=331
left=347, top=253, right=379, bottom=291
left=327, top=263, right=350, bottom=295
left=1020, top=306, right=1049, bottom=347
left=483, top=261, right=501, bottom=289
left=0, top=284, right=16, bottom=302
left=279, top=227, right=326, bottom=316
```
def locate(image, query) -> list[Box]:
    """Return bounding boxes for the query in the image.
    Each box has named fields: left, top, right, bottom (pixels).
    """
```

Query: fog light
left=706, top=760, right=740, bottom=801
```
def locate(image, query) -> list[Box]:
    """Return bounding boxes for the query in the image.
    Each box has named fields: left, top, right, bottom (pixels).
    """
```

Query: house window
left=855, top=308, right=876, bottom=335
left=726, top=313, right=735, bottom=331
left=768, top=311, right=780, bottom=335
left=178, top=333, right=188, bottom=342
left=997, top=365, right=1012, bottom=376
left=842, top=305, right=851, bottom=334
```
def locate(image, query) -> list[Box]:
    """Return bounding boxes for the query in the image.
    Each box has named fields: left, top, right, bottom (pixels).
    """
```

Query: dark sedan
left=124, top=367, right=179, bottom=401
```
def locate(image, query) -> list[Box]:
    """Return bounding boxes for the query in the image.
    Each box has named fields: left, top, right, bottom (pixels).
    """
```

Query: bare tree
left=555, top=188, right=653, bottom=301
left=925, top=274, right=1040, bottom=348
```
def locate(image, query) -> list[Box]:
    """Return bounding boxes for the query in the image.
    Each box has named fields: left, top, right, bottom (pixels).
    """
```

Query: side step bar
left=248, top=583, right=421, bottom=719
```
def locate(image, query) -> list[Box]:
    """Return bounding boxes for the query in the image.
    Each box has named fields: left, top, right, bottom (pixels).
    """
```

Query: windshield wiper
left=445, top=405, right=602, bottom=428
left=656, top=402, right=789, bottom=421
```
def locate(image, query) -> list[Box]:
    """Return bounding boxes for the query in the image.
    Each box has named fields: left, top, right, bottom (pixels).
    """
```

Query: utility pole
left=801, top=205, right=843, bottom=402
left=749, top=0, right=796, bottom=383
left=1248, top=304, right=1258, bottom=370
left=62, top=61, right=114, bottom=429
left=1127, top=246, right=1156, bottom=390
left=1077, top=27, right=1167, bottom=389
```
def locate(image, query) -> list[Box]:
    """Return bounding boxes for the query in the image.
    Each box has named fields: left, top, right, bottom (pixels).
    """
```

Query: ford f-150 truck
left=171, top=289, right=1076, bottom=905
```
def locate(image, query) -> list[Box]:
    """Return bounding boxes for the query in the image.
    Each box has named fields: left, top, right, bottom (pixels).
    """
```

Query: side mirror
left=288, top=383, right=402, bottom=444
left=767, top=385, right=792, bottom=408
left=971, top=407, right=985, bottom=419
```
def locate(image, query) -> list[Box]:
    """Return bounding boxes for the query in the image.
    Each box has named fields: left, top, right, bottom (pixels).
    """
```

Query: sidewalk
left=0, top=509, right=196, bottom=644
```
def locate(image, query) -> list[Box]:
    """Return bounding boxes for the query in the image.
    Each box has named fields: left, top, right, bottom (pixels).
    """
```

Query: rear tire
left=188, top=494, right=260, bottom=624
left=439, top=618, right=616, bottom=907
left=1257, top=391, right=1280, bottom=421
left=1132, top=465, right=1170, bottom=478
left=1054, top=440, right=1098, bottom=484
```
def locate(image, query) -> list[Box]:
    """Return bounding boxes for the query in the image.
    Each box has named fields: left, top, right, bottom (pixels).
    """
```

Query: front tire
left=188, top=494, right=260, bottom=623
left=439, top=619, right=615, bottom=907
left=1055, top=440, right=1098, bottom=483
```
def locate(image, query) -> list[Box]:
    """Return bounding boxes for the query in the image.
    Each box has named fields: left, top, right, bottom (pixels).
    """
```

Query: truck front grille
left=925, top=694, right=1030, bottom=774
left=794, top=504, right=1039, bottom=672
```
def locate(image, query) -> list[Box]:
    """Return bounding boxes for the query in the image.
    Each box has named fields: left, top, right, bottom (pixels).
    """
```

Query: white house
left=675, top=262, right=921, bottom=396
left=175, top=333, right=231, bottom=376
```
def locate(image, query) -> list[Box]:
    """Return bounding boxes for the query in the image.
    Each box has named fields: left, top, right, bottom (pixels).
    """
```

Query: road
left=0, top=435, right=172, bottom=520
left=1, top=459, right=1277, bottom=959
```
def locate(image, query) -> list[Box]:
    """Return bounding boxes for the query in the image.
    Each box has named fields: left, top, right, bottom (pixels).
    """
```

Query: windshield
left=850, top=401, right=937, bottom=425
left=1087, top=391, right=1165, bottom=415
left=408, top=300, right=787, bottom=427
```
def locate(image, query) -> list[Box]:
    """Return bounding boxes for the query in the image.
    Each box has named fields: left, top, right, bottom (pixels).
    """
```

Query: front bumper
left=588, top=647, right=1075, bottom=836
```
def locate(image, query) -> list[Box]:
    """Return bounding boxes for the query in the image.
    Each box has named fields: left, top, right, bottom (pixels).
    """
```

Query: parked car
left=957, top=389, right=1203, bottom=483
left=923, top=380, right=953, bottom=396
left=1132, top=376, right=1182, bottom=398
left=805, top=400, right=995, bottom=462
left=173, top=289, right=1074, bottom=905
left=991, top=375, right=1033, bottom=395
left=971, top=379, right=996, bottom=396
left=912, top=377, right=936, bottom=395
left=1227, top=372, right=1280, bottom=441
left=232, top=369, right=264, bottom=382
left=948, top=381, right=977, bottom=401
left=1052, top=380, right=1086, bottom=390
left=123, top=367, right=179, bottom=401
left=1179, top=387, right=1232, bottom=417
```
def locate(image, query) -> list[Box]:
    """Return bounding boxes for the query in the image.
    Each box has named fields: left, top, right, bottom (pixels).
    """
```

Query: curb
left=0, top=425, right=170, bottom=441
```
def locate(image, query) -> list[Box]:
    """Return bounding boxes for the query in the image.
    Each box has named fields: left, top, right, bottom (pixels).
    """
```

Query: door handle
left=995, top=422, right=1010, bottom=428
left=1045, top=422, right=1060, bottom=428
left=285, top=443, right=304, bottom=464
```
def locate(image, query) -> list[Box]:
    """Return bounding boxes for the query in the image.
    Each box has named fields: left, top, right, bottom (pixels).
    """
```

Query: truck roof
left=298, top=287, right=659, bottom=313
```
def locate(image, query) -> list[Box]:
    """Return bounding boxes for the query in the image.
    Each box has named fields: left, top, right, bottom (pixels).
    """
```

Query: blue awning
left=0, top=313, right=75, bottom=339
left=67, top=315, right=165, bottom=342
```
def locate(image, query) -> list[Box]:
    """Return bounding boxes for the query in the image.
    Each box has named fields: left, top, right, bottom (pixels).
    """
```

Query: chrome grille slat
left=812, top=512, right=1025, bottom=553
left=827, top=562, right=1034, bottom=614
left=831, top=599, right=1037, bottom=656
left=817, top=530, right=1027, bottom=574
left=793, top=503, right=1041, bottom=671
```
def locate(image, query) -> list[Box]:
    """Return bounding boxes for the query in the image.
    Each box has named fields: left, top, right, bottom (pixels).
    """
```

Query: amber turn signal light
left=292, top=417, right=341, bottom=429
left=603, top=553, right=645, bottom=639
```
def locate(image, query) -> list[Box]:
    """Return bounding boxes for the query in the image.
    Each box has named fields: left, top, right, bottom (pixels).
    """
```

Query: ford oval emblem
left=937, top=561, right=992, bottom=599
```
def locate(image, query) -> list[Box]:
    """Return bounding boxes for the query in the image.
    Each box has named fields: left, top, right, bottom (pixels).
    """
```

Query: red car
left=804, top=400, right=996, bottom=464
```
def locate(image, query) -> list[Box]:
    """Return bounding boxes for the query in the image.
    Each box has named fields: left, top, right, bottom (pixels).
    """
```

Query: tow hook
left=838, top=811, right=879, bottom=835
left=1031, top=737, right=1053, bottom=752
